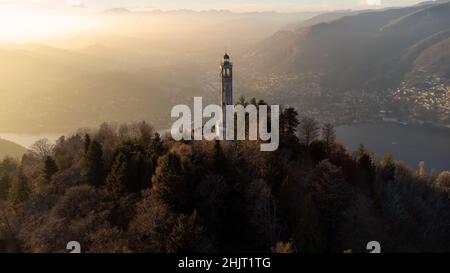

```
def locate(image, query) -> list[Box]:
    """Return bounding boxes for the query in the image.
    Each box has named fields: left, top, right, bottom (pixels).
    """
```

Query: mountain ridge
left=243, top=1, right=450, bottom=91
left=0, top=138, right=27, bottom=159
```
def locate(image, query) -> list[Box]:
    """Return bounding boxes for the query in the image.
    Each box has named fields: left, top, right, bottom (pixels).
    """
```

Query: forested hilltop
left=0, top=101, right=449, bottom=253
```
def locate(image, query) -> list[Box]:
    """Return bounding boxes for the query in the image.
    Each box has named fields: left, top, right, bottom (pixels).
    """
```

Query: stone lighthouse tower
left=219, top=53, right=233, bottom=138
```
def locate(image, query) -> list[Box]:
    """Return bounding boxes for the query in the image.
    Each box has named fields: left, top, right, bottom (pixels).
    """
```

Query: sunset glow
left=0, top=11, right=93, bottom=42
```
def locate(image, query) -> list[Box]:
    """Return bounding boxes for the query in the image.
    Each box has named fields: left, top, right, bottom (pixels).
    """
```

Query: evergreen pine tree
left=211, top=140, right=226, bottom=174
left=108, top=156, right=128, bottom=197
left=261, top=152, right=285, bottom=195
left=381, top=154, right=396, bottom=182
left=82, top=140, right=105, bottom=187
left=280, top=108, right=300, bottom=137
left=8, top=168, right=30, bottom=207
left=84, top=134, right=91, bottom=155
left=107, top=141, right=152, bottom=197
left=0, top=158, right=18, bottom=201
left=43, top=156, right=59, bottom=182
left=152, top=153, right=190, bottom=213
left=148, top=133, right=166, bottom=175
left=357, top=145, right=375, bottom=188
left=322, top=123, right=336, bottom=155
left=279, top=107, right=300, bottom=151
left=0, top=174, right=12, bottom=201
left=166, top=211, right=206, bottom=253
left=139, top=121, right=153, bottom=147
left=311, top=160, right=350, bottom=252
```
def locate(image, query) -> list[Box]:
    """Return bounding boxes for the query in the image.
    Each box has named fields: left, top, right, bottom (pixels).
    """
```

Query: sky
left=0, top=0, right=427, bottom=12
left=0, top=0, right=429, bottom=42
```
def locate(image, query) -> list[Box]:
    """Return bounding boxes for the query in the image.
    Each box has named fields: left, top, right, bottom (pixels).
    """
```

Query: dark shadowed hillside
left=243, top=1, right=450, bottom=91
left=282, top=10, right=365, bottom=31
left=412, top=36, right=450, bottom=78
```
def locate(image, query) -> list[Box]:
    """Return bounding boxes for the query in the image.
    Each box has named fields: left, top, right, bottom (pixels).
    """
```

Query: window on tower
left=223, top=68, right=231, bottom=77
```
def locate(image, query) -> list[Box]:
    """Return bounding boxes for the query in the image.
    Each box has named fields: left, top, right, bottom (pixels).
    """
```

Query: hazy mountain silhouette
left=103, top=8, right=132, bottom=14
left=244, top=1, right=450, bottom=91
left=2, top=3, right=449, bottom=133
left=0, top=139, right=27, bottom=159
left=0, top=44, right=202, bottom=133
left=0, top=6, right=321, bottom=134
left=282, top=10, right=365, bottom=31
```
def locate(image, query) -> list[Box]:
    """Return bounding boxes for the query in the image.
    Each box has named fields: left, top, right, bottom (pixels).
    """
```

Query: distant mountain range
left=0, top=43, right=199, bottom=132
left=243, top=1, right=450, bottom=92
left=1, top=2, right=449, bottom=133
left=102, top=8, right=319, bottom=17
left=0, top=8, right=319, bottom=133
left=282, top=10, right=365, bottom=31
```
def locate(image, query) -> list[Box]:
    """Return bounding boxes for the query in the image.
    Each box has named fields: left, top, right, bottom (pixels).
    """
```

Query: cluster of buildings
left=392, top=73, right=450, bottom=128
left=202, top=59, right=449, bottom=129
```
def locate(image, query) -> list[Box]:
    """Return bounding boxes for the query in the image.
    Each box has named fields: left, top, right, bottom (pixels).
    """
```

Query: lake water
left=336, top=123, right=450, bottom=173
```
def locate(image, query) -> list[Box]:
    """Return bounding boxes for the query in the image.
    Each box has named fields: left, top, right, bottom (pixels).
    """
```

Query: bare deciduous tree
left=322, top=123, right=336, bottom=146
left=30, top=138, right=54, bottom=159
left=299, top=117, right=320, bottom=147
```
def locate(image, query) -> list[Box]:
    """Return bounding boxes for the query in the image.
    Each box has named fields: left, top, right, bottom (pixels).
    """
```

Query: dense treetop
left=0, top=104, right=448, bottom=253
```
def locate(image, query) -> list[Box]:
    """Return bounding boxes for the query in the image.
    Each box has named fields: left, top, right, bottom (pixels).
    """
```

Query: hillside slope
left=0, top=139, right=27, bottom=159
left=243, top=1, right=450, bottom=91
left=0, top=45, right=203, bottom=132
